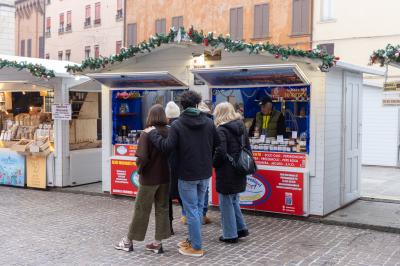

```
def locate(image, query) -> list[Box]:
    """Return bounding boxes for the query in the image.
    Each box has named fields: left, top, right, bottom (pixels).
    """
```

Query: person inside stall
left=249, top=96, right=285, bottom=138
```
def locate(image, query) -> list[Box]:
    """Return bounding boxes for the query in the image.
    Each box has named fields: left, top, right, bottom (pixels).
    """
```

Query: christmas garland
left=370, top=44, right=400, bottom=66
left=67, top=27, right=339, bottom=73
left=0, top=59, right=55, bottom=79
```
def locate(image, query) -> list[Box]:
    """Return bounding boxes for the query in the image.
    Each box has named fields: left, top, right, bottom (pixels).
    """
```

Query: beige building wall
left=125, top=0, right=313, bottom=50
left=312, top=0, right=400, bottom=84
left=45, top=0, right=124, bottom=63
left=15, top=0, right=45, bottom=58
left=0, top=0, right=15, bottom=55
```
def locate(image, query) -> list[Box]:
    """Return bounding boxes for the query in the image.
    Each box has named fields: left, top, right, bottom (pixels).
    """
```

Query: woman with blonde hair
left=213, top=102, right=250, bottom=243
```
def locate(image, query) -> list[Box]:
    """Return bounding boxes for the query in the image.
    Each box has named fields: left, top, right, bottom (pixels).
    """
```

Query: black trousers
left=169, top=196, right=183, bottom=223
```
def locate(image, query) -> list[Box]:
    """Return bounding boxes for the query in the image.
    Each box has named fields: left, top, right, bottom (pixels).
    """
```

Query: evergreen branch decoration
left=67, top=26, right=339, bottom=73
left=370, top=44, right=400, bottom=67
left=0, top=59, right=55, bottom=79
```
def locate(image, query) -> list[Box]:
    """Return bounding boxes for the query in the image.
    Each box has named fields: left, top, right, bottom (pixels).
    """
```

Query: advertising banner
left=211, top=169, right=304, bottom=216
left=27, top=155, right=47, bottom=189
left=114, top=144, right=138, bottom=157
left=111, top=159, right=139, bottom=196
left=253, top=152, right=307, bottom=168
left=52, top=104, right=72, bottom=120
left=0, top=149, right=25, bottom=187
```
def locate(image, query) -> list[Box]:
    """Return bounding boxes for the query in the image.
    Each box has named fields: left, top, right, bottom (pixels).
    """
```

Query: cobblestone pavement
left=1, top=187, right=400, bottom=266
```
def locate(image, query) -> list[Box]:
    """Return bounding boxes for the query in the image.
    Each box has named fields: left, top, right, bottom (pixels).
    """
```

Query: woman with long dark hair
left=114, top=104, right=171, bottom=254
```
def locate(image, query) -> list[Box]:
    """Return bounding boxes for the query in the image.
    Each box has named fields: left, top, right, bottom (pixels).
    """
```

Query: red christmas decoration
left=188, top=27, right=193, bottom=37
left=274, top=54, right=280, bottom=59
left=203, top=38, right=209, bottom=46
left=334, top=56, right=340, bottom=61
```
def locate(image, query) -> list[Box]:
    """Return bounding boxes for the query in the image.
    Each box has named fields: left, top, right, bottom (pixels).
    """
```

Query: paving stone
left=1, top=186, right=400, bottom=265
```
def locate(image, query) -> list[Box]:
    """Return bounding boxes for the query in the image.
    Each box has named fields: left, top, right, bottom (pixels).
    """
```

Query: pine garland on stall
left=66, top=27, right=339, bottom=73
left=370, top=44, right=400, bottom=66
left=0, top=59, right=55, bottom=79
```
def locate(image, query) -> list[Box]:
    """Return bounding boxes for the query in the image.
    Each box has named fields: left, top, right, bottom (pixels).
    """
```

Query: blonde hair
left=213, top=102, right=242, bottom=127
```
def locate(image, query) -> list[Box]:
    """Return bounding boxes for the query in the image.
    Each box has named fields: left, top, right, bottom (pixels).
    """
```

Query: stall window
left=58, top=51, right=63, bottom=60
left=172, top=16, right=183, bottom=29
left=292, top=0, right=310, bottom=35
left=27, top=39, right=32, bottom=57
left=116, top=41, right=122, bottom=54
left=85, top=46, right=91, bottom=58
left=95, top=2, right=101, bottom=25
left=66, top=11, right=72, bottom=32
left=20, top=40, right=25, bottom=56
left=155, top=18, right=166, bottom=34
left=127, top=23, right=137, bottom=47
left=85, top=5, right=91, bottom=27
left=321, top=0, right=334, bottom=21
left=94, top=45, right=100, bottom=58
left=44, top=91, right=54, bottom=113
left=253, top=4, right=269, bottom=39
left=65, top=49, right=71, bottom=61
left=230, top=7, right=243, bottom=40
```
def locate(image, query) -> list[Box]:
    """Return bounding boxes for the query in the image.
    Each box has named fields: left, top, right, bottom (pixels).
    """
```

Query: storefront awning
left=191, top=64, right=309, bottom=88
left=87, top=71, right=188, bottom=90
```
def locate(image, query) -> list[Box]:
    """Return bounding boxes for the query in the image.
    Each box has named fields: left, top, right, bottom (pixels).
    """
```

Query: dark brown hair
left=146, top=104, right=168, bottom=127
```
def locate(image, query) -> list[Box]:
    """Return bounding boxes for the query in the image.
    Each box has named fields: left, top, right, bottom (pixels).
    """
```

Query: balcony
left=116, top=9, right=123, bottom=21
left=65, top=24, right=72, bottom=32
left=94, top=18, right=101, bottom=25
left=58, top=26, right=64, bottom=34
left=84, top=18, right=91, bottom=27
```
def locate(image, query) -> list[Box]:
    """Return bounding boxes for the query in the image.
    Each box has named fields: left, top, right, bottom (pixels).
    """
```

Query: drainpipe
left=123, top=0, right=127, bottom=46
left=310, top=0, right=314, bottom=49
left=43, top=0, right=46, bottom=58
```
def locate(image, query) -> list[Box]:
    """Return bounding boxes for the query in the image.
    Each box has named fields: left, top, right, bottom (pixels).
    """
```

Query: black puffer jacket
left=149, top=108, right=220, bottom=181
left=213, top=119, right=251, bottom=195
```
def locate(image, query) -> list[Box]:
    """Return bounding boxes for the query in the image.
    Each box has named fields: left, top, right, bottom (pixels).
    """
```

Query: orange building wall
left=125, top=0, right=311, bottom=50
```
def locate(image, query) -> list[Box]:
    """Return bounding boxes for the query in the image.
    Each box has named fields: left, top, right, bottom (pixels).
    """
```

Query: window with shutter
left=116, top=0, right=123, bottom=19
left=254, top=4, right=269, bottom=39
left=27, top=39, right=32, bottom=57
left=127, top=23, right=137, bottom=46
left=39, top=37, right=44, bottom=58
left=59, top=13, right=64, bottom=33
left=292, top=0, right=310, bottom=35
left=66, top=11, right=72, bottom=31
left=155, top=18, right=166, bottom=34
left=46, top=17, right=51, bottom=37
left=20, top=40, right=25, bottom=56
left=58, top=51, right=63, bottom=61
left=321, top=0, right=334, bottom=21
left=230, top=7, right=243, bottom=40
left=116, top=41, right=122, bottom=54
left=94, top=45, right=100, bottom=58
left=65, top=50, right=71, bottom=61
left=85, top=5, right=91, bottom=27
left=172, top=16, right=183, bottom=29
left=95, top=3, right=101, bottom=25
left=85, top=46, right=91, bottom=59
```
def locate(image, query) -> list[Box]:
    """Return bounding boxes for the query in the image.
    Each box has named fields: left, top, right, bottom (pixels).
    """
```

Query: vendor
left=249, top=96, right=285, bottom=138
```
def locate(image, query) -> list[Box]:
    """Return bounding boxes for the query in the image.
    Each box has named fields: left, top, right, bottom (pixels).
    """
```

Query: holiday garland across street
left=370, top=44, right=400, bottom=66
left=0, top=58, right=55, bottom=79
left=67, top=27, right=339, bottom=73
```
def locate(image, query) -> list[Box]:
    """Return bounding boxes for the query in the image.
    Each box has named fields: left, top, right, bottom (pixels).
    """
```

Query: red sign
left=211, top=169, right=304, bottom=216
left=114, top=144, right=138, bottom=157
left=111, top=159, right=139, bottom=196
left=253, top=152, right=306, bottom=168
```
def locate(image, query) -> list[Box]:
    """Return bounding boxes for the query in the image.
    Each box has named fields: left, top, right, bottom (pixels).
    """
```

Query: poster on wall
left=27, top=155, right=47, bottom=189
left=211, top=169, right=304, bottom=216
left=111, top=159, right=139, bottom=196
left=0, top=149, right=25, bottom=187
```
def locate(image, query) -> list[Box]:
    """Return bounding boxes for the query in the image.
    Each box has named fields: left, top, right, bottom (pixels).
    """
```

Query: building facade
left=15, top=0, right=45, bottom=58
left=0, top=0, right=15, bottom=55
left=124, top=0, right=312, bottom=50
left=45, top=0, right=124, bottom=63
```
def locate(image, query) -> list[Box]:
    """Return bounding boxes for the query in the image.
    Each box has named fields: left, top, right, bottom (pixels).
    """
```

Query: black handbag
left=226, top=134, right=257, bottom=175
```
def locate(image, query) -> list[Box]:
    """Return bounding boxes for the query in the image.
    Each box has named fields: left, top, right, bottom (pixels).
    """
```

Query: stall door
left=343, top=73, right=362, bottom=204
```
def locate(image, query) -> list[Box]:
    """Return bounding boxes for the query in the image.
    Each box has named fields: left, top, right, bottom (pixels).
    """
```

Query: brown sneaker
left=145, top=243, right=164, bottom=254
left=180, top=216, right=187, bottom=225
left=203, top=215, right=211, bottom=224
left=177, top=239, right=191, bottom=249
left=178, top=246, right=204, bottom=257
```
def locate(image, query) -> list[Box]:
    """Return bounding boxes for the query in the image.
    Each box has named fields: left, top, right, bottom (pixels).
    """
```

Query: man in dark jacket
left=146, top=91, right=219, bottom=257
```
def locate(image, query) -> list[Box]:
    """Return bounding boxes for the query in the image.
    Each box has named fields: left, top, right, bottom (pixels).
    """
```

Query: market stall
left=86, top=71, right=188, bottom=196
left=0, top=55, right=102, bottom=188
left=70, top=28, right=383, bottom=216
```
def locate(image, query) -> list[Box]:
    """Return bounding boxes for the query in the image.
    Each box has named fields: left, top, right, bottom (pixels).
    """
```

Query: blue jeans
left=182, top=183, right=209, bottom=217
left=218, top=193, right=247, bottom=239
left=178, top=178, right=210, bottom=250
